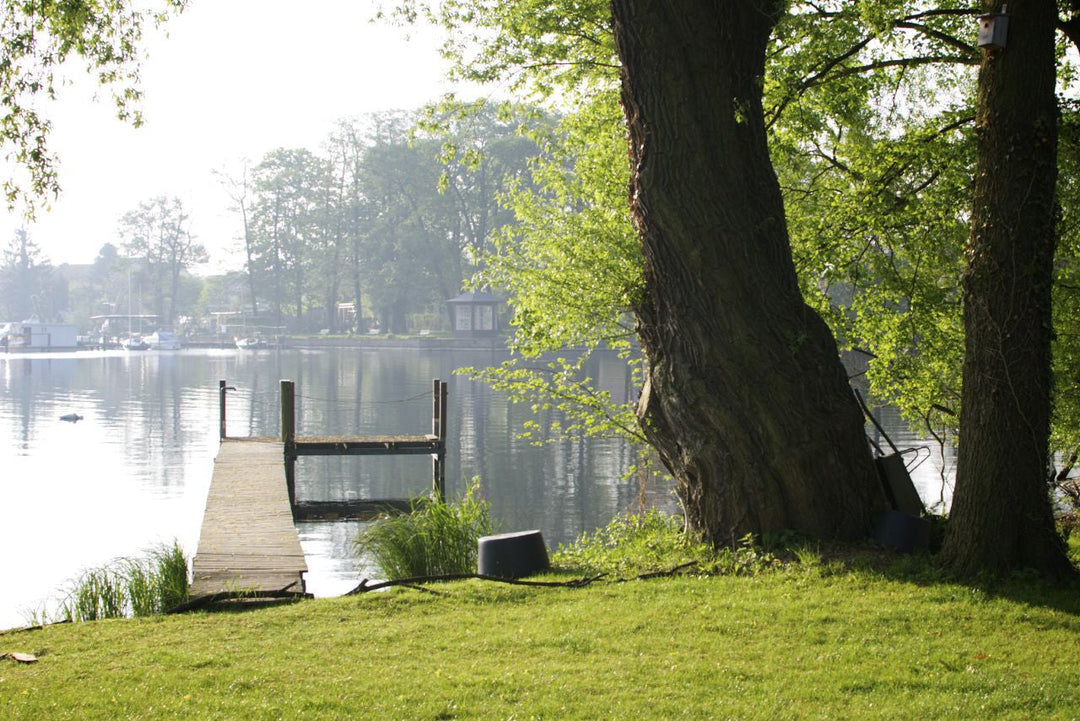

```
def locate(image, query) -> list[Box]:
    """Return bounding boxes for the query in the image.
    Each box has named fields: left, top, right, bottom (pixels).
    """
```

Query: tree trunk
left=240, top=196, right=259, bottom=319
left=942, top=0, right=1074, bottom=579
left=611, top=0, right=885, bottom=543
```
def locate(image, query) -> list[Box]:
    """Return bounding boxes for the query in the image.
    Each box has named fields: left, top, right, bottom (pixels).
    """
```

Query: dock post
left=218, top=381, right=237, bottom=440
left=219, top=380, right=227, bottom=440
left=281, top=379, right=297, bottom=510
left=432, top=379, right=447, bottom=500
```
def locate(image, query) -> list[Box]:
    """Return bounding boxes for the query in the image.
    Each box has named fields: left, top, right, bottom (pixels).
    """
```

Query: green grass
left=2, top=565, right=1078, bottom=718
left=3, top=521, right=1077, bottom=718
left=552, top=509, right=786, bottom=577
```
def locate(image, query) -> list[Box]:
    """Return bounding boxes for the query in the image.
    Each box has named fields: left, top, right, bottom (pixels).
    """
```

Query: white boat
left=146, top=330, right=182, bottom=351
left=235, top=336, right=269, bottom=350
left=121, top=335, right=149, bottom=351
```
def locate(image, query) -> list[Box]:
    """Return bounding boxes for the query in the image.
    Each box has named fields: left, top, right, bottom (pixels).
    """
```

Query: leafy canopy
left=1, top=0, right=186, bottom=210
left=396, top=1, right=1080, bottom=467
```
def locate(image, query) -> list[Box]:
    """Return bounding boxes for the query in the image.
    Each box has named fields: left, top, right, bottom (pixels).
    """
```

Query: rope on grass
left=0, top=620, right=69, bottom=637
left=165, top=563, right=703, bottom=611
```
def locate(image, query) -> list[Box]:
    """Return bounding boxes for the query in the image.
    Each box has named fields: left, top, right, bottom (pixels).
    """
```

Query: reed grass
left=29, top=541, right=190, bottom=624
left=352, top=479, right=496, bottom=579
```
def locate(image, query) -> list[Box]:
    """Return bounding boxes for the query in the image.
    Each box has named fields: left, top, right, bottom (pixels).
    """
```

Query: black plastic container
left=478, top=530, right=550, bottom=579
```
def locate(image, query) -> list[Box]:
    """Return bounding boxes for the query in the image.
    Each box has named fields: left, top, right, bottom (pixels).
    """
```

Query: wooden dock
left=189, top=378, right=449, bottom=603
left=190, top=439, right=308, bottom=599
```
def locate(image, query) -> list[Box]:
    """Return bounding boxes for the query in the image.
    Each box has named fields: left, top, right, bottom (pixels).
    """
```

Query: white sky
left=0, top=0, right=457, bottom=273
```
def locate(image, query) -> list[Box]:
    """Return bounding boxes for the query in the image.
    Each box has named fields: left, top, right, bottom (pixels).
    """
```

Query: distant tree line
left=223, top=106, right=546, bottom=334
left=0, top=229, right=65, bottom=322
left=0, top=105, right=549, bottom=335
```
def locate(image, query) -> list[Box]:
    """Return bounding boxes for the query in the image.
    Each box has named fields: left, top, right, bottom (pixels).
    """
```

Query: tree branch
left=345, top=572, right=605, bottom=594
left=894, top=20, right=978, bottom=57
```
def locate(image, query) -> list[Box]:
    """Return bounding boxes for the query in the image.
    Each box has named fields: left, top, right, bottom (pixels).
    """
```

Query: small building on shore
left=446, top=291, right=502, bottom=338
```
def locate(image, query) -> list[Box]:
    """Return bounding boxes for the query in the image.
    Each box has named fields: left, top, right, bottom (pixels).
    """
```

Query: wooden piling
left=219, top=380, right=227, bottom=440
left=281, top=379, right=297, bottom=509
left=218, top=380, right=236, bottom=440
left=432, top=379, right=448, bottom=500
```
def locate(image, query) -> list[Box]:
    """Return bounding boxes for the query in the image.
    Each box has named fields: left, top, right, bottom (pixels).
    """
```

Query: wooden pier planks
left=191, top=439, right=308, bottom=599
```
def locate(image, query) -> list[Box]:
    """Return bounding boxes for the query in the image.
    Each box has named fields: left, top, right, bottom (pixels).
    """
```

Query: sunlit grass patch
left=4, top=567, right=1078, bottom=719
left=4, top=514, right=1079, bottom=718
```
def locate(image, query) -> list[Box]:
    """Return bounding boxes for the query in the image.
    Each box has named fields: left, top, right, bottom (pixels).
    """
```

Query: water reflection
left=0, top=346, right=953, bottom=629
left=0, top=347, right=668, bottom=628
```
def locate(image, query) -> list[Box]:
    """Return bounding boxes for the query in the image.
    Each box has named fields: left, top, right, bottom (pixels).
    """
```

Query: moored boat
left=146, top=330, right=182, bottom=351
left=235, top=336, right=269, bottom=350
left=121, top=335, right=150, bottom=351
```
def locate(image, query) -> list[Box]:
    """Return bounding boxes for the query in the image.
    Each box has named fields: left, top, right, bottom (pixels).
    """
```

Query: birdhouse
left=977, top=11, right=1008, bottom=49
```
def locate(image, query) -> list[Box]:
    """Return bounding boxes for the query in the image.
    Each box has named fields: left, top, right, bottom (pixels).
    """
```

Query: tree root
left=345, top=572, right=605, bottom=595
left=344, top=562, right=702, bottom=595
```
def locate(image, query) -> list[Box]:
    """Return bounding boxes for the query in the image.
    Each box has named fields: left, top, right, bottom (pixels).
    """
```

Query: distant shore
left=279, top=333, right=509, bottom=351
left=4, top=333, right=642, bottom=355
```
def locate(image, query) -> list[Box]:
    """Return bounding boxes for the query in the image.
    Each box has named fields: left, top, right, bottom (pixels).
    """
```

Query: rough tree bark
left=611, top=0, right=886, bottom=543
left=943, top=0, right=1074, bottom=578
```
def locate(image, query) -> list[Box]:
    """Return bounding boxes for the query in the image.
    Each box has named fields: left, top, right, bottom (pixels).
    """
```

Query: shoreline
left=3, top=333, right=638, bottom=355
left=1, top=334, right=513, bottom=354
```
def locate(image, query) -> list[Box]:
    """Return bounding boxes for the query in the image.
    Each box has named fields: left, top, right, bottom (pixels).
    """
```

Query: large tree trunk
left=942, top=0, right=1074, bottom=578
left=611, top=0, right=885, bottom=543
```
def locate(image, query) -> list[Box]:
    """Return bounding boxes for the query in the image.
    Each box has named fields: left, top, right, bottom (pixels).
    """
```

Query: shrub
left=553, top=510, right=783, bottom=578
left=125, top=541, right=190, bottom=615
left=352, top=480, right=497, bottom=580
left=553, top=510, right=708, bottom=577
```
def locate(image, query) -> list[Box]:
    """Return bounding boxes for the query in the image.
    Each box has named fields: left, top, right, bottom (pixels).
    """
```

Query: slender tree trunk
left=169, top=264, right=180, bottom=327
left=352, top=237, right=363, bottom=333
left=241, top=201, right=259, bottom=319
left=271, top=212, right=283, bottom=330
left=611, top=0, right=885, bottom=543
left=942, top=0, right=1074, bottom=578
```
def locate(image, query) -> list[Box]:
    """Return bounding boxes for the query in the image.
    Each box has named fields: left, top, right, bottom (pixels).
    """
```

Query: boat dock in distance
left=190, top=379, right=447, bottom=601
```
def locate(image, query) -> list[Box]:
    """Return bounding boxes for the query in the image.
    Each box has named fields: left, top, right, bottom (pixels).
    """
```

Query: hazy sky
left=0, top=0, right=456, bottom=272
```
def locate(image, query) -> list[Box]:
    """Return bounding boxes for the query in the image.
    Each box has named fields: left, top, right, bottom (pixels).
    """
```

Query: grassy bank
left=2, top=558, right=1078, bottom=719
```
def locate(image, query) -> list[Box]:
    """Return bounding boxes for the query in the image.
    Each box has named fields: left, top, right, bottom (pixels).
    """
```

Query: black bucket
left=873, top=510, right=931, bottom=554
left=478, top=530, right=550, bottom=579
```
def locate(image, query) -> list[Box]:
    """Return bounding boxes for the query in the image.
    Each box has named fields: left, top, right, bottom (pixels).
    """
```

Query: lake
left=0, top=345, right=954, bottom=629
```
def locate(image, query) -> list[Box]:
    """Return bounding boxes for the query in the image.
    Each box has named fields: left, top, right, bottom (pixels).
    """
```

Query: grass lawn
left=2, top=560, right=1078, bottom=719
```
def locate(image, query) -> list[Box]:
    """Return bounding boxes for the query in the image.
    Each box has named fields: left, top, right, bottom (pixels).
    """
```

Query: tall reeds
left=28, top=541, right=190, bottom=624
left=353, top=480, right=496, bottom=580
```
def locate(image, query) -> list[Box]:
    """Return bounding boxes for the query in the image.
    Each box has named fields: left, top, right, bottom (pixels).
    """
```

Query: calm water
left=0, top=346, right=953, bottom=629
left=0, top=346, right=665, bottom=628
